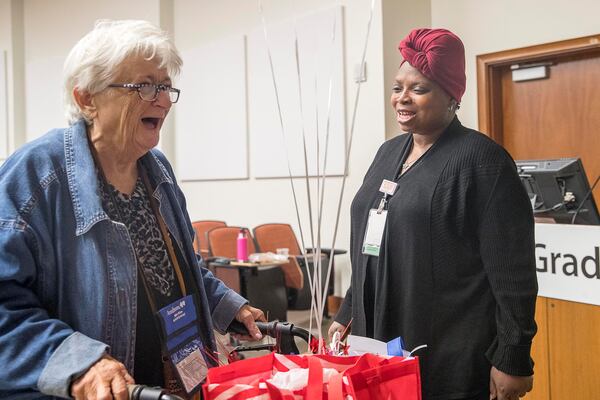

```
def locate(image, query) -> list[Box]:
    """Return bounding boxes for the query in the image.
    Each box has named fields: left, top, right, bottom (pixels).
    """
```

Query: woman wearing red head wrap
left=330, top=28, right=537, bottom=400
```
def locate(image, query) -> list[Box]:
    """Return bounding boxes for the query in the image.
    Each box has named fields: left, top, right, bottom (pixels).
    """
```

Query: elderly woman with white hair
left=0, top=20, right=264, bottom=400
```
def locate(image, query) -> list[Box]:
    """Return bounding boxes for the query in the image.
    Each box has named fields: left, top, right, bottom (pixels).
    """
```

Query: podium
left=529, top=223, right=600, bottom=400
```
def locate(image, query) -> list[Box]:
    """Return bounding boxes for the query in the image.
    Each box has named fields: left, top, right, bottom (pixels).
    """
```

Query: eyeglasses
left=108, top=83, right=181, bottom=103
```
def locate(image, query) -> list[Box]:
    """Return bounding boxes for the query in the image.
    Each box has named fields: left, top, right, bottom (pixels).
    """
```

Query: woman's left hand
left=233, top=304, right=266, bottom=341
left=489, top=366, right=533, bottom=400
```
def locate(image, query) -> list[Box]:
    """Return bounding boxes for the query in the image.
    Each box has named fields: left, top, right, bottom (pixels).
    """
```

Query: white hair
left=63, top=19, right=182, bottom=125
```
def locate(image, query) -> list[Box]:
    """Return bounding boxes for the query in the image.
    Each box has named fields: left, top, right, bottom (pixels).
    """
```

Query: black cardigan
left=336, top=118, right=538, bottom=399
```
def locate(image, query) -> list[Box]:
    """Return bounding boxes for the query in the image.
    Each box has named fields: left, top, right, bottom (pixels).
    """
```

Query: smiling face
left=89, top=55, right=172, bottom=158
left=391, top=62, right=455, bottom=137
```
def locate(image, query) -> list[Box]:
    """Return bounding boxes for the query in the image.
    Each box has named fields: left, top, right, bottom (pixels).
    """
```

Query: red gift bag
left=344, top=353, right=422, bottom=400
left=203, top=352, right=421, bottom=400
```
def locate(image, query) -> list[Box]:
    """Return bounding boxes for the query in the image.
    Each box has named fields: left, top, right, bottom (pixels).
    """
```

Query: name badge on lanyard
left=158, top=294, right=208, bottom=395
left=362, top=180, right=397, bottom=256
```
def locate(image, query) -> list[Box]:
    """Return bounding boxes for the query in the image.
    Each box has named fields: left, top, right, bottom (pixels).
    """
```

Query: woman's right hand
left=70, top=354, right=134, bottom=400
left=328, top=321, right=347, bottom=342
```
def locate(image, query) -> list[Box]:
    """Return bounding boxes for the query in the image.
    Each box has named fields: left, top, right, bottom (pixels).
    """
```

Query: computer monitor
left=515, top=158, right=600, bottom=225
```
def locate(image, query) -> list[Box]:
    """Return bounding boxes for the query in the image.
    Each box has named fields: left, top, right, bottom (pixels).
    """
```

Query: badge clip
left=379, top=179, right=398, bottom=196
left=376, top=197, right=386, bottom=214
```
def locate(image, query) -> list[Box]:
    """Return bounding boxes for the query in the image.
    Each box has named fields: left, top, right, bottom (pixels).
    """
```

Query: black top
left=99, top=175, right=182, bottom=386
left=335, top=118, right=538, bottom=399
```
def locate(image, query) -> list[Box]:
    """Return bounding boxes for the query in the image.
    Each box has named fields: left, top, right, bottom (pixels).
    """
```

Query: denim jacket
left=0, top=120, right=247, bottom=399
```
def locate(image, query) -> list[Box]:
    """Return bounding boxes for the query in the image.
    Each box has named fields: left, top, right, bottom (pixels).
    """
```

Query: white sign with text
left=535, top=223, right=600, bottom=306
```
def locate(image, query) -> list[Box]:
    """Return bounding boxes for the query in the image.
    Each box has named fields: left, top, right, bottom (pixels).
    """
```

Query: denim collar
left=65, top=119, right=174, bottom=236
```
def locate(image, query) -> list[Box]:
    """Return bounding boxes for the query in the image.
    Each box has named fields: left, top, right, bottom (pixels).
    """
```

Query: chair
left=206, top=226, right=287, bottom=321
left=191, top=220, right=226, bottom=260
left=206, top=226, right=256, bottom=258
left=253, top=223, right=345, bottom=312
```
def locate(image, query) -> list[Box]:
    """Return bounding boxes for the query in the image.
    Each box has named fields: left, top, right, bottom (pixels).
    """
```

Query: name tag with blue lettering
left=159, top=295, right=197, bottom=336
left=157, top=295, right=208, bottom=395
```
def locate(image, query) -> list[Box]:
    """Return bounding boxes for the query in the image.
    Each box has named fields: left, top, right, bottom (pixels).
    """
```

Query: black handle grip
left=227, top=320, right=271, bottom=335
left=227, top=320, right=310, bottom=354
left=128, top=384, right=184, bottom=400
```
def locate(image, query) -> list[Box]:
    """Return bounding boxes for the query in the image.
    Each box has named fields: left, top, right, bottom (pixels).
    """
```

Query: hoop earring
left=448, top=102, right=460, bottom=112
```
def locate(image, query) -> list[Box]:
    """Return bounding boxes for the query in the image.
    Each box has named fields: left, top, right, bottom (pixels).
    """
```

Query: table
left=208, top=260, right=288, bottom=321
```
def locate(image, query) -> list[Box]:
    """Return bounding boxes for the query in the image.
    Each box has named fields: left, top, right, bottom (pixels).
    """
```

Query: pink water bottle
left=236, top=229, right=248, bottom=262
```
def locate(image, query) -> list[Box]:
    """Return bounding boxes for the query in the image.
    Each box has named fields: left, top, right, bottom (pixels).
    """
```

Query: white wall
left=22, top=0, right=161, bottom=140
left=431, top=0, right=600, bottom=131
left=0, top=0, right=11, bottom=159
left=173, top=0, right=389, bottom=295
left=382, top=0, right=431, bottom=140
left=0, top=2, right=10, bottom=76
left=0, top=0, right=25, bottom=161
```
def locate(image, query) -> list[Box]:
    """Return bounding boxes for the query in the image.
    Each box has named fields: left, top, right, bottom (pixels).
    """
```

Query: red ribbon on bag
left=203, top=352, right=421, bottom=400
left=346, top=354, right=422, bottom=400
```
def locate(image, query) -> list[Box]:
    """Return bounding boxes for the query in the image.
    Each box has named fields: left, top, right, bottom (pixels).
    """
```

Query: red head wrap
left=398, top=28, right=466, bottom=102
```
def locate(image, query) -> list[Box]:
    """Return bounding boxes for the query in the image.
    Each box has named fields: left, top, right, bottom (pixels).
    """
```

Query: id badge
left=362, top=209, right=388, bottom=256
left=157, top=295, right=209, bottom=395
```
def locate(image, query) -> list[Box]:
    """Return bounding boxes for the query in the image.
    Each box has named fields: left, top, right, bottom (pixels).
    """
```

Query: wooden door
left=477, top=35, right=600, bottom=400
left=501, top=53, right=600, bottom=201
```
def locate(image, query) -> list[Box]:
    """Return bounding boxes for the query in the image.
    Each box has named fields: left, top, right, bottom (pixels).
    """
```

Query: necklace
left=402, top=159, right=417, bottom=170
